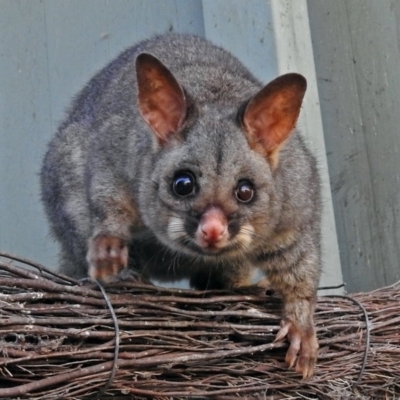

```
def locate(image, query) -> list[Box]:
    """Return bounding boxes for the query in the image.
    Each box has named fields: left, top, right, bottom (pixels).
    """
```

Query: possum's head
left=135, top=53, right=306, bottom=260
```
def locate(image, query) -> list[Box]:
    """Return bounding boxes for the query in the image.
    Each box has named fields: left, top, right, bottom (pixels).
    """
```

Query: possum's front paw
left=87, top=235, right=128, bottom=281
left=275, top=318, right=318, bottom=379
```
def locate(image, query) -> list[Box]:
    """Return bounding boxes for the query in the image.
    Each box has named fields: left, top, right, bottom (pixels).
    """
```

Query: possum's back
left=65, top=33, right=259, bottom=130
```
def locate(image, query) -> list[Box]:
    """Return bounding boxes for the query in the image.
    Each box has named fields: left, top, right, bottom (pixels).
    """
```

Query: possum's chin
left=173, top=240, right=246, bottom=260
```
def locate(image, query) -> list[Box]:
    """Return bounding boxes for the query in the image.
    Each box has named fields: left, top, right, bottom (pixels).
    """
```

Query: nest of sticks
left=0, top=252, right=399, bottom=399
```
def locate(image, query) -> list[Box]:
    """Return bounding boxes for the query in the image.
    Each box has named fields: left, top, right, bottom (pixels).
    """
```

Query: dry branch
left=0, top=251, right=399, bottom=399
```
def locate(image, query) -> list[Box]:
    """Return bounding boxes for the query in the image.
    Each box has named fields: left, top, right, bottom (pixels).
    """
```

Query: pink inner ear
left=136, top=53, right=186, bottom=145
left=243, top=74, right=306, bottom=156
left=141, top=91, right=186, bottom=144
left=245, top=94, right=294, bottom=151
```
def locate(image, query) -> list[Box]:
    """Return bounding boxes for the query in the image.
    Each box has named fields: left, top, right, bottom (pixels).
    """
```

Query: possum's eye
left=172, top=172, right=196, bottom=197
left=235, top=180, right=254, bottom=203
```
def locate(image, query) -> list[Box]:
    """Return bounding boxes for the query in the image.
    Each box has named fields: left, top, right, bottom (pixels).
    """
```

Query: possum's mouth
left=181, top=238, right=240, bottom=258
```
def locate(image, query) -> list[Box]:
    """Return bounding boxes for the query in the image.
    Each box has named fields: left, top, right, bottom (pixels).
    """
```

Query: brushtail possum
left=41, top=33, right=321, bottom=378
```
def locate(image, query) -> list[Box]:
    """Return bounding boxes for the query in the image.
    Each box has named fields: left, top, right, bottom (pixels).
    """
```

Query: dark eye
left=235, top=180, right=254, bottom=203
left=172, top=172, right=196, bottom=197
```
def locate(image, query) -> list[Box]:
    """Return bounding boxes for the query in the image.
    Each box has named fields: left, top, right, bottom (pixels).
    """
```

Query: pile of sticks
left=0, top=252, right=399, bottom=399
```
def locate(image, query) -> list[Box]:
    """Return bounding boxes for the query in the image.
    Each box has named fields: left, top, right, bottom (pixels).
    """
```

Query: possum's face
left=139, top=114, right=281, bottom=261
left=135, top=53, right=306, bottom=261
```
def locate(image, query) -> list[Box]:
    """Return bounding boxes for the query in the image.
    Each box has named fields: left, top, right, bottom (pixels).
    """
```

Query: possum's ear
left=242, top=73, right=306, bottom=169
left=136, top=53, right=186, bottom=145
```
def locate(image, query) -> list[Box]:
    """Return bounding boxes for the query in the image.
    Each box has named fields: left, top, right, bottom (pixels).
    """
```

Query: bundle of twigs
left=0, top=252, right=399, bottom=399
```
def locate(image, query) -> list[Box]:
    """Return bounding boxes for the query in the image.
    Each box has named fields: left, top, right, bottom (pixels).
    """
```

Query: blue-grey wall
left=0, top=0, right=279, bottom=269
left=308, top=0, right=400, bottom=291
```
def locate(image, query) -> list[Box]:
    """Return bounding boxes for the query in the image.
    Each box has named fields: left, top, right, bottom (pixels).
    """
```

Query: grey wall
left=308, top=0, right=400, bottom=291
left=0, top=0, right=277, bottom=265
left=0, top=0, right=206, bottom=268
left=0, top=0, right=342, bottom=291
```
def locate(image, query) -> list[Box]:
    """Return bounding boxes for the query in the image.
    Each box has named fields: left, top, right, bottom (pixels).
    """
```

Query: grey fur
left=41, top=32, right=321, bottom=285
left=41, top=33, right=322, bottom=377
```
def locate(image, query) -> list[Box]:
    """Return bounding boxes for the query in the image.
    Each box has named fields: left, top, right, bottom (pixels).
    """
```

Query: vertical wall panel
left=0, top=0, right=204, bottom=268
left=271, top=0, right=343, bottom=294
left=308, top=0, right=400, bottom=291
left=0, top=1, right=54, bottom=262
left=345, top=1, right=400, bottom=289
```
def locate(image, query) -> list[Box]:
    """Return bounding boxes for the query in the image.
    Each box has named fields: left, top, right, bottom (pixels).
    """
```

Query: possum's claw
left=87, top=235, right=128, bottom=282
left=275, top=318, right=318, bottom=379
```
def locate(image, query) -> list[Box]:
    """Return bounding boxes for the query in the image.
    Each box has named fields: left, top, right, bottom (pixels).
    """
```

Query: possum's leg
left=265, top=243, right=320, bottom=379
left=86, top=173, right=142, bottom=282
left=274, top=295, right=318, bottom=379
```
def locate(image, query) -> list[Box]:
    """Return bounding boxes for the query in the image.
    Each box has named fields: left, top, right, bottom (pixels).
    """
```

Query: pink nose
left=201, top=221, right=225, bottom=243
left=199, top=207, right=228, bottom=245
